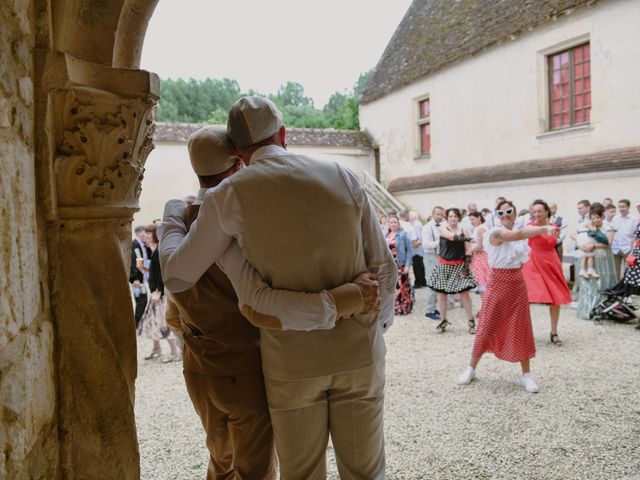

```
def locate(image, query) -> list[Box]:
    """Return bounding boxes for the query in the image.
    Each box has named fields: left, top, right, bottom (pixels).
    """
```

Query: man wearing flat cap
left=160, top=99, right=396, bottom=480
left=161, top=125, right=381, bottom=479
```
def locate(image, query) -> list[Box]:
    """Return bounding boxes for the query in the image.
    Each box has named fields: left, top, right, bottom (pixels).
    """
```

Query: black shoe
left=468, top=318, right=476, bottom=335
left=436, top=319, right=450, bottom=334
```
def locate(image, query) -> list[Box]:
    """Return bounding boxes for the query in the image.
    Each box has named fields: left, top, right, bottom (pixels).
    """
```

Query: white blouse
left=483, top=226, right=531, bottom=269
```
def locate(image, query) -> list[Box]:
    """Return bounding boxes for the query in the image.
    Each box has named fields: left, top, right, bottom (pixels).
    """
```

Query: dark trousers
left=412, top=254, right=426, bottom=287
left=134, top=292, right=147, bottom=328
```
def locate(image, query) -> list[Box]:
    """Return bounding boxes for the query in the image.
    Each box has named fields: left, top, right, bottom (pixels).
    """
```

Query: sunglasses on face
left=495, top=207, right=514, bottom=217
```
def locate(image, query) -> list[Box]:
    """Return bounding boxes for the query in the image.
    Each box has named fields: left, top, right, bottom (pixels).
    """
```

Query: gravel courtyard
left=136, top=290, right=640, bottom=479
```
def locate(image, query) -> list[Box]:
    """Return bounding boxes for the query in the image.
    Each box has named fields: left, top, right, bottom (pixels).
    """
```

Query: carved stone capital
left=51, top=86, right=155, bottom=219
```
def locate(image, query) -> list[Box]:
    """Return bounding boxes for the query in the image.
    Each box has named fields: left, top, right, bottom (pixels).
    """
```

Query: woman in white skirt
left=427, top=207, right=477, bottom=334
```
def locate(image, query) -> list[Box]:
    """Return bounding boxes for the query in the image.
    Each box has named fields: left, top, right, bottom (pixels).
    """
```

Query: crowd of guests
left=130, top=219, right=182, bottom=362
left=380, top=197, right=640, bottom=392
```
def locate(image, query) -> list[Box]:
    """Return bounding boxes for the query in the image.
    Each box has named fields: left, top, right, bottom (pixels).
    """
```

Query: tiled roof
left=387, top=147, right=640, bottom=192
left=154, top=123, right=372, bottom=149
left=361, top=0, right=599, bottom=104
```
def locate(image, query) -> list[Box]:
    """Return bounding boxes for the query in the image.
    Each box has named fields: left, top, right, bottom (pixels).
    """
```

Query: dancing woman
left=522, top=200, right=572, bottom=346
left=426, top=207, right=477, bottom=334
left=457, top=201, right=558, bottom=392
left=469, top=211, right=491, bottom=298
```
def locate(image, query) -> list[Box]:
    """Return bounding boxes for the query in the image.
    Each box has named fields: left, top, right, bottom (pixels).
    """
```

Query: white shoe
left=521, top=374, right=539, bottom=393
left=457, top=366, right=476, bottom=385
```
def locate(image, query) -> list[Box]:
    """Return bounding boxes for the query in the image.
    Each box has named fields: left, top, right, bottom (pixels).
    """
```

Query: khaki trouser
left=614, top=252, right=629, bottom=280
left=423, top=251, right=439, bottom=312
left=184, top=371, right=277, bottom=480
left=265, top=362, right=385, bottom=480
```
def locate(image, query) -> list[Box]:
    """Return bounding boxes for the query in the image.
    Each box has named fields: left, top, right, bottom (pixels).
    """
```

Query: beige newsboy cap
left=187, top=125, right=239, bottom=176
left=227, top=96, right=284, bottom=148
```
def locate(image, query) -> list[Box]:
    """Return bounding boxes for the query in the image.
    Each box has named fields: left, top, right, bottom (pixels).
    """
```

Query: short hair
left=606, top=204, right=617, bottom=211
left=432, top=205, right=444, bottom=214
left=618, top=198, right=631, bottom=207
left=134, top=225, right=145, bottom=234
left=496, top=196, right=506, bottom=203
left=531, top=199, right=551, bottom=219
left=577, top=199, right=591, bottom=208
left=398, top=210, right=409, bottom=220
left=603, top=197, right=613, bottom=202
left=469, top=211, right=484, bottom=223
left=445, top=207, right=461, bottom=219
left=481, top=208, right=491, bottom=215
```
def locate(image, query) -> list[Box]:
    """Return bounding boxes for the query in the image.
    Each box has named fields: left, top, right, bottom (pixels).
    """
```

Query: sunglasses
left=495, top=207, right=514, bottom=217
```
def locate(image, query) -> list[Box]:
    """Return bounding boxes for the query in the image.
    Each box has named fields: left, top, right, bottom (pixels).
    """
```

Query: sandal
left=144, top=349, right=161, bottom=360
left=468, top=318, right=476, bottom=335
left=436, top=319, right=450, bottom=334
left=550, top=333, right=563, bottom=346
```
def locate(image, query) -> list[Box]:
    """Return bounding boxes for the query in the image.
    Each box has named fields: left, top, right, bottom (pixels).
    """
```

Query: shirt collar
left=249, top=144, right=287, bottom=164
left=196, top=188, right=208, bottom=203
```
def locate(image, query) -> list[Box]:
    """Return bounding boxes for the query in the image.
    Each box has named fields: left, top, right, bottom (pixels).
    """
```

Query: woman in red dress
left=457, top=201, right=559, bottom=392
left=523, top=199, right=572, bottom=346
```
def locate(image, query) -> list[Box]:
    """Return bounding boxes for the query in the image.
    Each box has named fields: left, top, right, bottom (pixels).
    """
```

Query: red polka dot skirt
left=471, top=268, right=536, bottom=363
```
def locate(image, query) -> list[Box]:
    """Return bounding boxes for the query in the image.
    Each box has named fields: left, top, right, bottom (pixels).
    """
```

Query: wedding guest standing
left=423, top=206, right=445, bottom=320
left=386, top=215, right=414, bottom=315
left=409, top=211, right=427, bottom=288
left=457, top=200, right=559, bottom=392
left=576, top=203, right=616, bottom=320
left=611, top=199, right=639, bottom=279
left=522, top=200, right=572, bottom=346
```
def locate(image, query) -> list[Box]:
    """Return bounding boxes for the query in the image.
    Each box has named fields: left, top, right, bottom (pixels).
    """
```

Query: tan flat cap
left=227, top=96, right=284, bottom=148
left=188, top=125, right=239, bottom=176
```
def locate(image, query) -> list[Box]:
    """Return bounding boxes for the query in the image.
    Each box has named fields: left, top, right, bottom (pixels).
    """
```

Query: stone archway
left=30, top=1, right=159, bottom=478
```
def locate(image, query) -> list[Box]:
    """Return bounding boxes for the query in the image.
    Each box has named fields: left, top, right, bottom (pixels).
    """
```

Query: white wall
left=135, top=141, right=375, bottom=226
left=360, top=0, right=640, bottom=182
left=134, top=142, right=199, bottom=226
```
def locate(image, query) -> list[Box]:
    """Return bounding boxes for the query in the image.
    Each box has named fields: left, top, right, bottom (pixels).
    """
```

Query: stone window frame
left=414, top=94, right=431, bottom=160
left=536, top=33, right=593, bottom=137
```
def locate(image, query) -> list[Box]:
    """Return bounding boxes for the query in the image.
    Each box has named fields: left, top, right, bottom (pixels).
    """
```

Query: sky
left=141, top=0, right=414, bottom=107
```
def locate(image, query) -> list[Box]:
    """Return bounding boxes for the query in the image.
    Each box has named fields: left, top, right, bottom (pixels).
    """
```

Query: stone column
left=44, top=55, right=158, bottom=479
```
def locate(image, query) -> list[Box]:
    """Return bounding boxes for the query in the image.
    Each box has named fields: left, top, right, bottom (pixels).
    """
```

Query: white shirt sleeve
left=339, top=166, right=397, bottom=332
left=217, top=242, right=338, bottom=331
left=159, top=181, right=238, bottom=293
left=423, top=223, right=439, bottom=250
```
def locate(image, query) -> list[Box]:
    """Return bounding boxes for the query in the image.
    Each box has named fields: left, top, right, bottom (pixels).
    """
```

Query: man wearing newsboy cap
left=160, top=98, right=397, bottom=479
left=163, top=125, right=381, bottom=479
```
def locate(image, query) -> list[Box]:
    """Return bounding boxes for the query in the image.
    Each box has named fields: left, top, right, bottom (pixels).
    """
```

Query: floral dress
left=387, top=238, right=414, bottom=315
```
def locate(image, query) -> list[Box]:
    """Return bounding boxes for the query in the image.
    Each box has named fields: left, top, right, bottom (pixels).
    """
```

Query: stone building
left=360, top=0, right=640, bottom=220
left=135, top=123, right=375, bottom=225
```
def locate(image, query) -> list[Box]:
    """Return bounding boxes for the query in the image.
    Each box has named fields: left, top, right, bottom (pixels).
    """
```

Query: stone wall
left=0, top=0, right=59, bottom=479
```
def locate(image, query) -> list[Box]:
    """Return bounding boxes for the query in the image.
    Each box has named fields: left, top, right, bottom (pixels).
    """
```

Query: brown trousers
left=184, top=371, right=277, bottom=480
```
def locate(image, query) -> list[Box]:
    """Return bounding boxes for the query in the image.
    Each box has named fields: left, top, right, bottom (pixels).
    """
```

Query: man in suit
left=161, top=125, right=380, bottom=479
left=129, top=225, right=150, bottom=327
left=160, top=98, right=396, bottom=480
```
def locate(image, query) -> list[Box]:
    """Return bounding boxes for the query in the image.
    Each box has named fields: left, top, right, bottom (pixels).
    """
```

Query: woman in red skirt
left=457, top=201, right=559, bottom=393
left=522, top=199, right=572, bottom=346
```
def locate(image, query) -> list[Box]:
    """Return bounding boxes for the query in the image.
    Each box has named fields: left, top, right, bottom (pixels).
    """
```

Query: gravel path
left=136, top=290, right=640, bottom=479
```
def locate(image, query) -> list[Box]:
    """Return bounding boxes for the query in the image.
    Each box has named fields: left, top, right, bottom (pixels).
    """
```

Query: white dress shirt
left=611, top=214, right=639, bottom=255
left=160, top=188, right=337, bottom=331
left=422, top=220, right=440, bottom=254
left=160, top=145, right=396, bottom=331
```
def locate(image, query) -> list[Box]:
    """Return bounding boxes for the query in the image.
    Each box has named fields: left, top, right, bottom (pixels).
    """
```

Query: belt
left=438, top=257, right=464, bottom=266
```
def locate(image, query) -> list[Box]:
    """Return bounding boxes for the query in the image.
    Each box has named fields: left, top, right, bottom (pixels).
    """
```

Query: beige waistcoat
left=170, top=205, right=263, bottom=377
left=230, top=153, right=385, bottom=380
